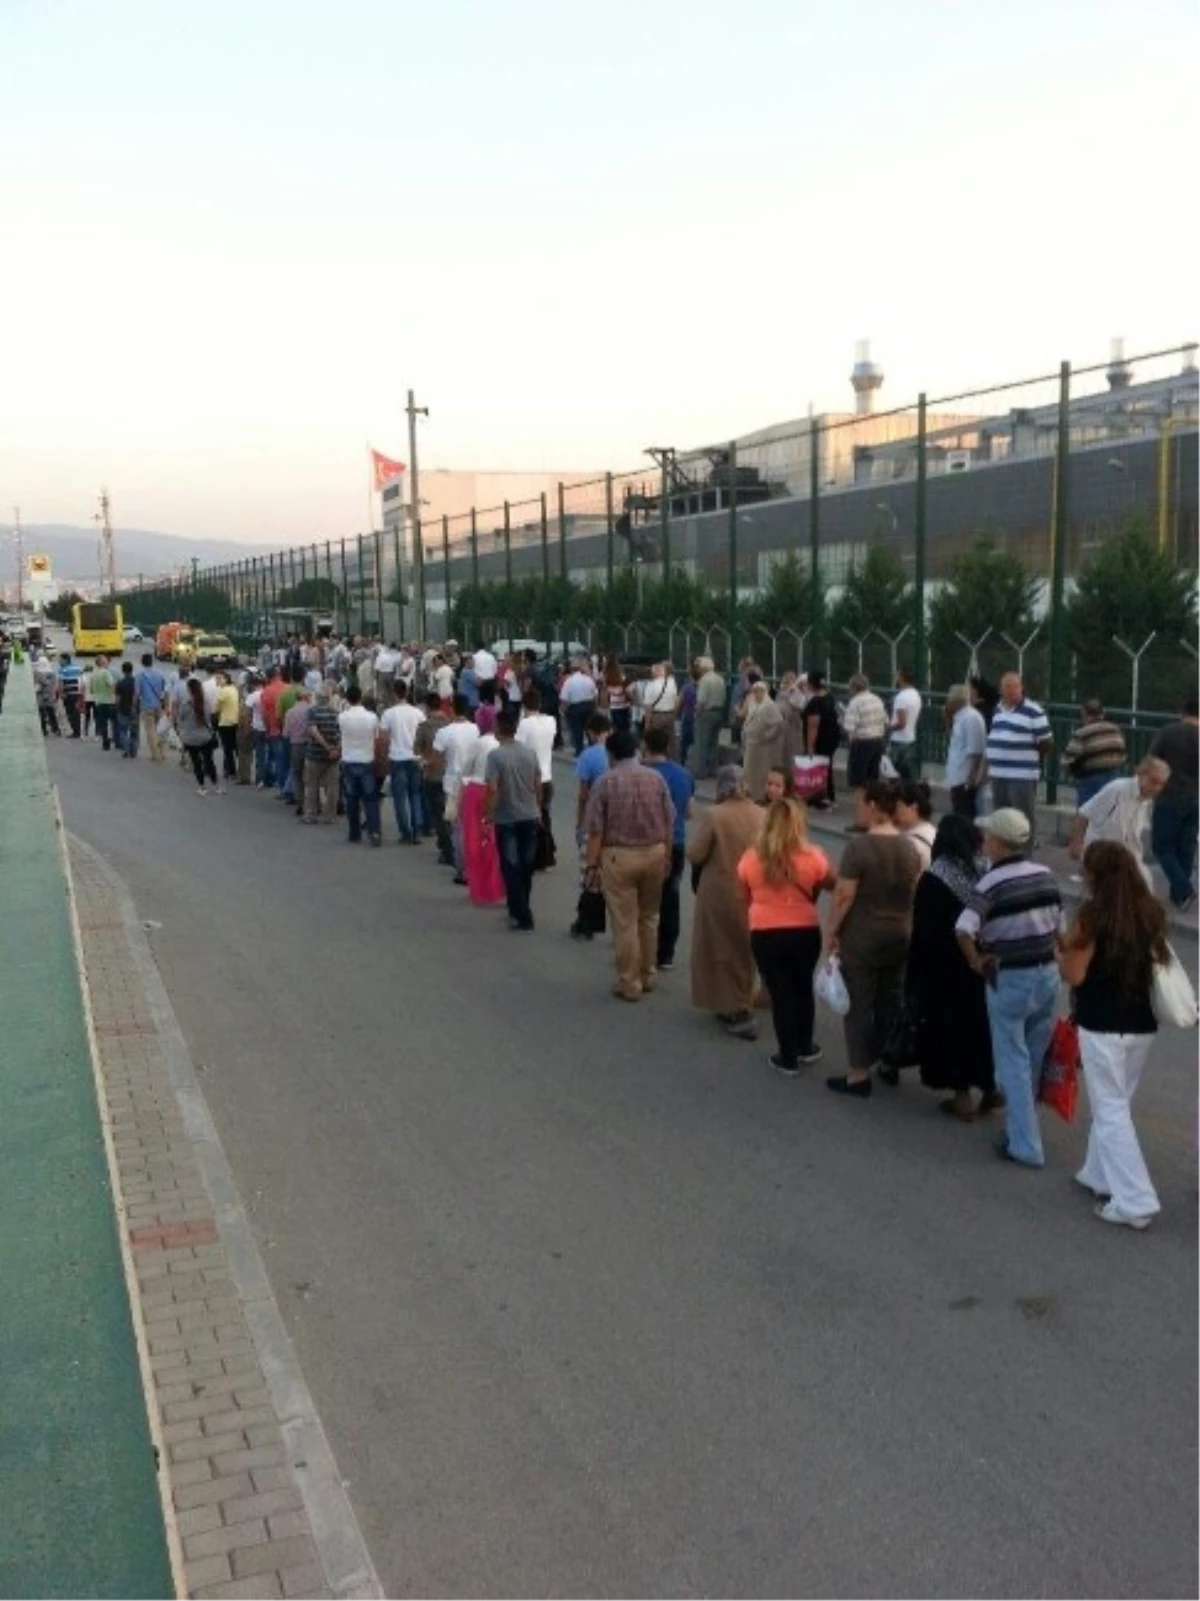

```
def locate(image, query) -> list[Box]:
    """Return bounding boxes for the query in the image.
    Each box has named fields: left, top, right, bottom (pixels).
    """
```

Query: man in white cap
left=955, top=808, right=1063, bottom=1168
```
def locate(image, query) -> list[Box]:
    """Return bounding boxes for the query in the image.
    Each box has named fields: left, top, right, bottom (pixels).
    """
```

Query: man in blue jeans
left=380, top=680, right=426, bottom=844
left=484, top=710, right=543, bottom=931
left=337, top=683, right=382, bottom=846
left=955, top=807, right=1063, bottom=1167
left=1150, top=692, right=1199, bottom=910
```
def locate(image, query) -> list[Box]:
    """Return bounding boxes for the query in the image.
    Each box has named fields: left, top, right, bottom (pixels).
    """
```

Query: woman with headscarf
left=908, top=814, right=999, bottom=1120
left=777, top=671, right=807, bottom=773
left=686, top=766, right=763, bottom=1039
left=741, top=681, right=785, bottom=803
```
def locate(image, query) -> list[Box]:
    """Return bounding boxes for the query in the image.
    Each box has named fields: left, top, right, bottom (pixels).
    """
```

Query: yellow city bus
left=71, top=600, right=125, bottom=656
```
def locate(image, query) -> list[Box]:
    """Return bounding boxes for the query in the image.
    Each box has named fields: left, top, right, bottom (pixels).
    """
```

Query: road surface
left=48, top=731, right=1198, bottom=1599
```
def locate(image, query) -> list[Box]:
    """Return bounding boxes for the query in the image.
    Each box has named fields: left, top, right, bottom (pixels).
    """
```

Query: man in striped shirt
left=956, top=808, right=1063, bottom=1168
left=981, top=672, right=1053, bottom=839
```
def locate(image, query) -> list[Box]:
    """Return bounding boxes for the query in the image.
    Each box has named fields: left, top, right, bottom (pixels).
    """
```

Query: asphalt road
left=48, top=729, right=1199, bottom=1599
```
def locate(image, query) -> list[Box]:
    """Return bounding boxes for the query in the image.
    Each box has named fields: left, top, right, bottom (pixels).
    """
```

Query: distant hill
left=0, top=524, right=277, bottom=584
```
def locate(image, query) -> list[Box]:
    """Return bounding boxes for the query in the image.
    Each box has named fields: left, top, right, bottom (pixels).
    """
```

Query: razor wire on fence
left=122, top=341, right=1198, bottom=714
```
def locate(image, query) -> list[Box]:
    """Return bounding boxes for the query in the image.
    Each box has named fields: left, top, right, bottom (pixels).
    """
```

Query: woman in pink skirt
left=460, top=733, right=505, bottom=905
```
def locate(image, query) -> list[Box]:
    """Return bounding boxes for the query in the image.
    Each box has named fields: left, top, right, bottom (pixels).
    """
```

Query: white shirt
left=1080, top=777, right=1153, bottom=883
left=375, top=648, right=398, bottom=675
left=905, top=821, right=937, bottom=872
left=471, top=648, right=498, bottom=683
left=201, top=677, right=219, bottom=717
left=433, top=663, right=455, bottom=699
left=890, top=686, right=922, bottom=746
left=338, top=704, right=379, bottom=765
left=516, top=711, right=557, bottom=782
left=462, top=731, right=498, bottom=786
left=433, top=719, right=481, bottom=793
left=946, top=705, right=987, bottom=788
left=843, top=690, right=888, bottom=741
left=642, top=674, right=679, bottom=715
left=304, top=668, right=323, bottom=693
left=380, top=702, right=425, bottom=761
left=503, top=667, right=522, bottom=704
left=246, top=688, right=265, bottom=733
left=561, top=669, right=597, bottom=706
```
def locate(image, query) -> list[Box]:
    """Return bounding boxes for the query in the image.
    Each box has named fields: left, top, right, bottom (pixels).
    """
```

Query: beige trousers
left=602, top=843, right=666, bottom=998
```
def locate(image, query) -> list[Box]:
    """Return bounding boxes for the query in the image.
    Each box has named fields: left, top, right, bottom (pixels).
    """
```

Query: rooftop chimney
left=850, top=339, right=884, bottom=416
left=1182, top=342, right=1198, bottom=374
left=1106, top=336, right=1134, bottom=391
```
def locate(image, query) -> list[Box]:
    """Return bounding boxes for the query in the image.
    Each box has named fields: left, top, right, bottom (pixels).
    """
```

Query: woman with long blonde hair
left=737, top=798, right=836, bottom=1075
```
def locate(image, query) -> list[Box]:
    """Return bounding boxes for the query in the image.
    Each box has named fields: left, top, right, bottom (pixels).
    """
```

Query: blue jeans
left=1152, top=797, right=1199, bottom=905
left=342, top=762, right=381, bottom=842
left=253, top=730, right=274, bottom=786
left=274, top=734, right=291, bottom=795
left=985, top=963, right=1059, bottom=1166
left=1075, top=771, right=1120, bottom=807
left=565, top=700, right=596, bottom=757
left=117, top=711, right=139, bottom=756
left=389, top=758, right=423, bottom=840
left=496, top=818, right=540, bottom=928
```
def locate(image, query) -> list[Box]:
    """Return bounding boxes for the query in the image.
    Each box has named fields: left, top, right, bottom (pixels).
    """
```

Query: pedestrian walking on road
left=692, top=657, right=727, bottom=779
left=485, top=709, right=543, bottom=930
left=1149, top=692, right=1199, bottom=910
left=737, top=796, right=835, bottom=1074
left=843, top=674, right=889, bottom=813
left=214, top=670, right=241, bottom=779
left=302, top=683, right=341, bottom=822
left=179, top=677, right=220, bottom=793
left=823, top=779, right=920, bottom=1098
left=909, top=814, right=998, bottom=1122
left=685, top=764, right=763, bottom=1038
left=59, top=652, right=83, bottom=737
left=337, top=683, right=382, bottom=845
left=641, top=723, right=694, bottom=971
left=115, top=660, right=140, bottom=757
left=802, top=671, right=841, bottom=809
left=1068, top=757, right=1169, bottom=887
left=381, top=680, right=426, bottom=844
left=135, top=653, right=168, bottom=761
left=516, top=687, right=559, bottom=869
left=980, top=672, right=1053, bottom=840
left=944, top=684, right=987, bottom=819
left=1064, top=698, right=1127, bottom=806
left=561, top=658, right=599, bottom=757
left=741, top=680, right=785, bottom=803
left=585, top=728, right=675, bottom=1003
left=415, top=691, right=451, bottom=860
left=35, top=654, right=62, bottom=737
left=1057, top=840, right=1172, bottom=1229
left=282, top=686, right=313, bottom=813
left=955, top=807, right=1062, bottom=1166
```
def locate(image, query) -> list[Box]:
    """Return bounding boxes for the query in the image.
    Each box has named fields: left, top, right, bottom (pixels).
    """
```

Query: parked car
left=489, top=637, right=590, bottom=663
left=123, top=623, right=144, bottom=644
left=191, top=632, right=238, bottom=670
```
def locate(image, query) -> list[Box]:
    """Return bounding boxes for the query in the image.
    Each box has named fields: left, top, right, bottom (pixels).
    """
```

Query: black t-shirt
left=115, top=676, right=137, bottom=716
left=1073, top=936, right=1157, bottom=1034
left=1151, top=720, right=1198, bottom=805
left=806, top=693, right=841, bottom=756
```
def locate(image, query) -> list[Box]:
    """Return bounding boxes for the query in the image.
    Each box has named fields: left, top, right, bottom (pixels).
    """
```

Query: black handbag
left=573, top=885, right=607, bottom=937
left=880, top=999, right=920, bottom=1069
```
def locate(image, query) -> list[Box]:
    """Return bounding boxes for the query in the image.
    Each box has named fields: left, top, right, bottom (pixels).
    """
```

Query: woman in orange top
left=737, top=797, right=836, bottom=1075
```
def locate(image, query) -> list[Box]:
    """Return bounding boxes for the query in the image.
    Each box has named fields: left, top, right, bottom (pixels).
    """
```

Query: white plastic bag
left=156, top=714, right=171, bottom=738
left=815, top=954, right=851, bottom=1016
left=1151, top=945, right=1199, bottom=1028
left=879, top=753, right=899, bottom=780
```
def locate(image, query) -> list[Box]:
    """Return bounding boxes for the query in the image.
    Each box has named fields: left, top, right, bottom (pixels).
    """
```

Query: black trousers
left=750, top=927, right=822, bottom=1065
left=950, top=784, right=979, bottom=819
left=39, top=703, right=61, bottom=736
left=187, top=743, right=218, bottom=787
left=657, top=844, right=686, bottom=965
left=218, top=724, right=238, bottom=777
left=63, top=695, right=82, bottom=736
left=425, top=779, right=453, bottom=862
left=539, top=781, right=557, bottom=869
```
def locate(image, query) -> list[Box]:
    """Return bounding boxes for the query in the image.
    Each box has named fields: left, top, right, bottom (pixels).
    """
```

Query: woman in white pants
left=1056, top=841, right=1171, bottom=1229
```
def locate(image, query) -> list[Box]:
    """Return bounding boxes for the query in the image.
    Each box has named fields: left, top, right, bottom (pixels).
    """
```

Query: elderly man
left=1068, top=756, right=1170, bottom=886
left=302, top=683, right=341, bottom=823
left=944, top=683, right=988, bottom=818
left=584, top=728, right=675, bottom=1002
left=981, top=671, right=1053, bottom=839
left=282, top=685, right=314, bottom=814
left=692, top=657, right=727, bottom=778
left=956, top=808, right=1063, bottom=1168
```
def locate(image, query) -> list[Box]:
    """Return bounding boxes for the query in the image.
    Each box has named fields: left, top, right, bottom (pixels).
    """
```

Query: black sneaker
left=769, top=1053, right=800, bottom=1077
left=826, top=1075, right=872, bottom=1098
left=797, top=1044, right=823, bottom=1064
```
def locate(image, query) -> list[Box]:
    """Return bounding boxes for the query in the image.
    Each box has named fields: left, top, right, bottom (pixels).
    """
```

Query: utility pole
left=95, top=489, right=117, bottom=595
left=406, top=390, right=429, bottom=640
left=13, top=506, right=24, bottom=610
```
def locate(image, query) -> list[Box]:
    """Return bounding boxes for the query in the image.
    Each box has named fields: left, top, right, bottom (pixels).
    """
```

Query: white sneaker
left=1094, top=1201, right=1153, bottom=1231
left=197, top=786, right=208, bottom=796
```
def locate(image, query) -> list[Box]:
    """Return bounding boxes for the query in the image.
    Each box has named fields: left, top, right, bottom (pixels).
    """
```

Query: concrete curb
left=69, top=833, right=383, bottom=1601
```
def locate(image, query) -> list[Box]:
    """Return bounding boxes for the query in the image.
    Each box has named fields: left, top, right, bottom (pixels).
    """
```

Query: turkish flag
left=371, top=450, right=407, bottom=491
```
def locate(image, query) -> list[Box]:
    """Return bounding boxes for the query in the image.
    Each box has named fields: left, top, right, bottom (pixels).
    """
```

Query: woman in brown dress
left=686, top=765, right=764, bottom=1039
left=741, top=682, right=785, bottom=802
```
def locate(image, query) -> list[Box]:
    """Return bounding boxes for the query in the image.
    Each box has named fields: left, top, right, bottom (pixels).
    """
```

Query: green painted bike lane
left=0, top=665, right=172, bottom=1599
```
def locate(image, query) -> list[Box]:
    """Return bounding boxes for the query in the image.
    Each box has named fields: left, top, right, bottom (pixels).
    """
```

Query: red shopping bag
left=793, top=755, right=830, bottom=802
left=1039, top=1016, right=1080, bottom=1122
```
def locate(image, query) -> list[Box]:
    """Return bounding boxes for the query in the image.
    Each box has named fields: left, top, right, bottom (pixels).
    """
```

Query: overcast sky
left=2, top=0, right=1195, bottom=545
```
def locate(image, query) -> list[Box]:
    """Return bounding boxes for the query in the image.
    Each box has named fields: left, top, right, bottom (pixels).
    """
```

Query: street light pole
left=406, top=389, right=429, bottom=641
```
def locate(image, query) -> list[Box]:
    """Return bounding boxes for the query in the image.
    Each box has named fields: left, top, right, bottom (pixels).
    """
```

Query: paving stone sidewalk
left=69, top=837, right=381, bottom=1601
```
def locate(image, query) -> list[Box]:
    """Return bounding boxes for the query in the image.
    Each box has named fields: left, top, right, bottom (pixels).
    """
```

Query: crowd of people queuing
left=21, top=627, right=1198, bottom=1232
